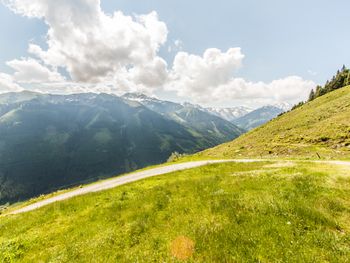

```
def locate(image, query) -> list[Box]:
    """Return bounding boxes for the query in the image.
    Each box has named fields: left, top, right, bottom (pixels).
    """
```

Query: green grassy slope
left=198, top=86, right=350, bottom=160
left=1, top=161, right=350, bottom=262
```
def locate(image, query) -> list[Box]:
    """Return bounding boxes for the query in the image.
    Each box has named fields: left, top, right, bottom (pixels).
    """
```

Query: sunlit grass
left=199, top=86, right=350, bottom=160
left=1, top=161, right=349, bottom=262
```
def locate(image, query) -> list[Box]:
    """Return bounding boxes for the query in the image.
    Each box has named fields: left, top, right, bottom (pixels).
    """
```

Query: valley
left=0, top=92, right=244, bottom=204
left=0, top=91, right=286, bottom=205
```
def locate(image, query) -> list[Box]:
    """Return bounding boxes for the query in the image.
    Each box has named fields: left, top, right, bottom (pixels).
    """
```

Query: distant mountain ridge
left=0, top=90, right=293, bottom=203
left=232, top=105, right=286, bottom=131
left=122, top=93, right=291, bottom=128
left=205, top=103, right=291, bottom=131
left=205, top=106, right=253, bottom=121
left=271, top=102, right=292, bottom=112
left=0, top=91, right=243, bottom=204
left=122, top=93, right=244, bottom=146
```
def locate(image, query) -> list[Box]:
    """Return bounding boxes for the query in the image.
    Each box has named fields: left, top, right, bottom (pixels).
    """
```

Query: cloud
left=5, top=0, right=168, bottom=88
left=0, top=73, right=23, bottom=93
left=169, top=48, right=244, bottom=95
left=166, top=48, right=315, bottom=106
left=27, top=81, right=120, bottom=95
left=210, top=76, right=315, bottom=106
left=2, top=0, right=316, bottom=106
left=7, top=58, right=65, bottom=83
left=126, top=57, right=168, bottom=87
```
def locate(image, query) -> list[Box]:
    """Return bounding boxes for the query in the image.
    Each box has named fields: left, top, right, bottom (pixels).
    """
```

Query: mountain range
left=0, top=91, right=291, bottom=204
left=0, top=91, right=242, bottom=204
left=123, top=93, right=291, bottom=130
left=204, top=106, right=253, bottom=121
left=232, top=105, right=285, bottom=130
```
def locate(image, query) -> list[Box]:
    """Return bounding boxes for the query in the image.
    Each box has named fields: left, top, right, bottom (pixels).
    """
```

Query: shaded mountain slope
left=0, top=92, right=240, bottom=204
left=122, top=93, right=244, bottom=146
left=169, top=106, right=244, bottom=146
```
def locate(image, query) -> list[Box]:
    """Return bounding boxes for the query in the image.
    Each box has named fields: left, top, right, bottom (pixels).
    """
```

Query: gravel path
left=7, top=159, right=349, bottom=215
left=8, top=159, right=259, bottom=215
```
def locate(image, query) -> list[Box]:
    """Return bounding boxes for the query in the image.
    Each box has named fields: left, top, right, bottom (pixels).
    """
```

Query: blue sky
left=0, top=0, right=349, bottom=107
left=101, top=0, right=350, bottom=83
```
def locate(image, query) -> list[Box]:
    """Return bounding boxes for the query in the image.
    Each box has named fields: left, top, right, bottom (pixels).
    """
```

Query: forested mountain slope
left=0, top=92, right=242, bottom=204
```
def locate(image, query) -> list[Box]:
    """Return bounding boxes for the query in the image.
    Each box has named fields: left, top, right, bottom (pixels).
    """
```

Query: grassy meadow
left=199, top=86, right=350, bottom=160
left=1, top=161, right=350, bottom=262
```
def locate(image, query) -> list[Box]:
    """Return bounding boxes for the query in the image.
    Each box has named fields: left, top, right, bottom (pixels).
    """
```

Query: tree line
left=291, top=65, right=350, bottom=111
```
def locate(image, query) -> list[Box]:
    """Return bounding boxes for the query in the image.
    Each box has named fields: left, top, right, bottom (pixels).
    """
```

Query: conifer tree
left=315, top=85, right=322, bottom=98
left=308, top=89, right=315, bottom=101
left=346, top=71, right=350, bottom=86
left=293, top=66, right=349, bottom=110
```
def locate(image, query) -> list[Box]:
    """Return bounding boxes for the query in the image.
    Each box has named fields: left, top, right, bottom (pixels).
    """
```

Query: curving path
left=7, top=159, right=350, bottom=215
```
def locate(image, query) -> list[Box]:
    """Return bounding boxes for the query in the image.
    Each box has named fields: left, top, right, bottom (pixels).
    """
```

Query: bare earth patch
left=264, top=161, right=296, bottom=168
left=170, top=236, right=195, bottom=260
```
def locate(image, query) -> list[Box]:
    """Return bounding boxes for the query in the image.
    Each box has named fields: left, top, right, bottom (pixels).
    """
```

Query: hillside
left=122, top=93, right=291, bottom=136
left=1, top=160, right=350, bottom=262
left=0, top=92, right=243, bottom=204
left=123, top=93, right=244, bottom=146
left=199, top=86, right=350, bottom=160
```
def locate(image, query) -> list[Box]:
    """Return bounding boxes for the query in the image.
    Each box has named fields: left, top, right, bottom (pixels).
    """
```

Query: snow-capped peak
left=181, top=102, right=206, bottom=111
left=270, top=102, right=292, bottom=112
left=205, top=106, right=253, bottom=121
left=122, top=92, right=159, bottom=103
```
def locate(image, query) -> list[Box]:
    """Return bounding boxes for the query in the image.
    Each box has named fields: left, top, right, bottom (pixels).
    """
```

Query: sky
left=0, top=0, right=349, bottom=108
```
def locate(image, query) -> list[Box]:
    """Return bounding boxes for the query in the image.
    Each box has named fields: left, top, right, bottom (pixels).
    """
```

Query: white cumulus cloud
left=210, top=76, right=315, bottom=106
left=0, top=72, right=23, bottom=93
left=7, top=58, right=65, bottom=83
left=2, top=0, right=317, bottom=106
left=168, top=48, right=244, bottom=98
left=167, top=48, right=315, bottom=106
left=5, top=0, right=168, bottom=89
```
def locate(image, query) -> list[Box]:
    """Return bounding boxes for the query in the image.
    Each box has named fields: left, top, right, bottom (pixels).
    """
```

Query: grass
left=198, top=86, right=350, bottom=160
left=1, top=160, right=191, bottom=215
left=1, top=161, right=350, bottom=262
